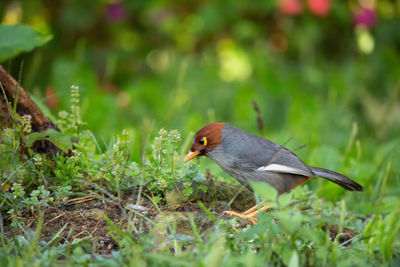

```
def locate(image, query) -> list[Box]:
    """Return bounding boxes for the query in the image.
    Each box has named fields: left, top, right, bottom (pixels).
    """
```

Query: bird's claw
left=224, top=210, right=258, bottom=224
left=224, top=203, right=271, bottom=224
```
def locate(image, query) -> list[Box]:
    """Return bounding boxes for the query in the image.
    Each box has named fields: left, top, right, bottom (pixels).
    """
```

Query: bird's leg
left=242, top=199, right=269, bottom=215
left=224, top=200, right=270, bottom=223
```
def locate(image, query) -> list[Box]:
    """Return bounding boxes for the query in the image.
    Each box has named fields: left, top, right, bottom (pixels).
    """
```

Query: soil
left=2, top=181, right=357, bottom=255
left=2, top=180, right=255, bottom=255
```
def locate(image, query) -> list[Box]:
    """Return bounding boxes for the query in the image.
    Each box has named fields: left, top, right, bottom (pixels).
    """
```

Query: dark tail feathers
left=310, top=167, right=363, bottom=191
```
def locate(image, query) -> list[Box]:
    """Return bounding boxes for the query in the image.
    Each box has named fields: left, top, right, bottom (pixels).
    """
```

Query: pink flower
left=307, top=0, right=330, bottom=17
left=106, top=3, right=126, bottom=22
left=354, top=8, right=377, bottom=28
left=278, top=0, right=303, bottom=16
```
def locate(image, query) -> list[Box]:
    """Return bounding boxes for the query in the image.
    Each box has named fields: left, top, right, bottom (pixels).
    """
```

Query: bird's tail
left=310, top=167, right=363, bottom=191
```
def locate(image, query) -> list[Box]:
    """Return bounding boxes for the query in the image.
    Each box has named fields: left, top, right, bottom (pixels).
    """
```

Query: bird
left=184, top=123, right=363, bottom=223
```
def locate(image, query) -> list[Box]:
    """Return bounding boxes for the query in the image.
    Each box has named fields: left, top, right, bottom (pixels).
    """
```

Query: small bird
left=184, top=123, right=363, bottom=222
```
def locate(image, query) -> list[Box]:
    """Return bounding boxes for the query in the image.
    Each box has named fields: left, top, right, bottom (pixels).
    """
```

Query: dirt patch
left=2, top=180, right=359, bottom=255
left=3, top=180, right=255, bottom=255
left=4, top=189, right=157, bottom=255
left=323, top=224, right=357, bottom=246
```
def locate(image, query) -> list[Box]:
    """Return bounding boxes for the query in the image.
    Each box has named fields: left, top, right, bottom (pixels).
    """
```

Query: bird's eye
left=199, top=137, right=207, bottom=146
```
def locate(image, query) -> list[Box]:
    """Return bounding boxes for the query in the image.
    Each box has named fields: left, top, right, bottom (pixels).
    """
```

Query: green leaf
left=166, top=233, right=195, bottom=243
left=281, top=246, right=294, bottom=266
left=275, top=210, right=305, bottom=234
left=46, top=129, right=73, bottom=152
left=249, top=181, right=278, bottom=204
left=0, top=24, right=52, bottom=62
left=279, top=191, right=294, bottom=207
left=25, top=131, right=48, bottom=148
left=363, top=215, right=379, bottom=239
left=25, top=129, right=72, bottom=152
left=288, top=251, right=299, bottom=267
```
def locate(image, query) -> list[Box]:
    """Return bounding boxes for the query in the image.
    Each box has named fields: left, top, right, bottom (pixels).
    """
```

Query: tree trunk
left=0, top=65, right=61, bottom=154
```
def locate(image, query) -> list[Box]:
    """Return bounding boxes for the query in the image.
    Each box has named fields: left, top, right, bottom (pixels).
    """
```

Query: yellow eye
left=199, top=137, right=207, bottom=146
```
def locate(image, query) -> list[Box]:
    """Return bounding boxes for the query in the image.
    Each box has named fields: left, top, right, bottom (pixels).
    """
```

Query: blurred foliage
left=0, top=0, right=399, bottom=141
left=0, top=0, right=399, bottom=201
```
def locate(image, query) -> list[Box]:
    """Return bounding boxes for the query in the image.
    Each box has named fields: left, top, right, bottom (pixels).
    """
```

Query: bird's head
left=184, top=123, right=225, bottom=162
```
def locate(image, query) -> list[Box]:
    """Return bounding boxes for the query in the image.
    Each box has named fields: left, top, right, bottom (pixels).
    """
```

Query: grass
left=0, top=80, right=399, bottom=266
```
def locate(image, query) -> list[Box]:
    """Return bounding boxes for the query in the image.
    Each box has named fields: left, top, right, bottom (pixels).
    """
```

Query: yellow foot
left=224, top=210, right=258, bottom=224
left=224, top=201, right=271, bottom=224
left=242, top=199, right=269, bottom=215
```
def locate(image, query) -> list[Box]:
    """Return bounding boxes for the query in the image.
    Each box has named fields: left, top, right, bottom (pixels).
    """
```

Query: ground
left=3, top=178, right=357, bottom=256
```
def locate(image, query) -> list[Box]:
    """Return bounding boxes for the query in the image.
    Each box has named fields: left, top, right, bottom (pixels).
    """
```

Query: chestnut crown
left=184, top=123, right=225, bottom=162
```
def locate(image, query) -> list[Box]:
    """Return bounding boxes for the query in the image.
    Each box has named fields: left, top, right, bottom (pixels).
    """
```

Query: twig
left=72, top=230, right=86, bottom=240
left=293, top=143, right=309, bottom=152
left=44, top=210, right=80, bottom=226
left=65, top=196, right=95, bottom=204
left=251, top=100, right=264, bottom=136
left=69, top=197, right=95, bottom=205
left=0, top=211, right=3, bottom=234
left=44, top=213, right=64, bottom=226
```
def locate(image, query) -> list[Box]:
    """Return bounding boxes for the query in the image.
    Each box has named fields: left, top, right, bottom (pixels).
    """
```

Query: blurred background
left=1, top=0, right=399, bottom=202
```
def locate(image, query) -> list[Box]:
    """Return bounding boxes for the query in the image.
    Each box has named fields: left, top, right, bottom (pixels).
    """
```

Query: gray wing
left=221, top=125, right=314, bottom=177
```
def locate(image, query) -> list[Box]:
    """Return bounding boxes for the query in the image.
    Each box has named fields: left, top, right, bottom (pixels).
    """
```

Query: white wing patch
left=256, top=164, right=311, bottom=177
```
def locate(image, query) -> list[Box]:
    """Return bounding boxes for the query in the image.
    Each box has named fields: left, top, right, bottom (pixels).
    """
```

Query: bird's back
left=220, top=124, right=312, bottom=172
left=207, top=124, right=314, bottom=194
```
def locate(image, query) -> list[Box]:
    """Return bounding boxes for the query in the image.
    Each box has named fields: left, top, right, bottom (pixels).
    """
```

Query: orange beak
left=184, top=150, right=200, bottom=162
